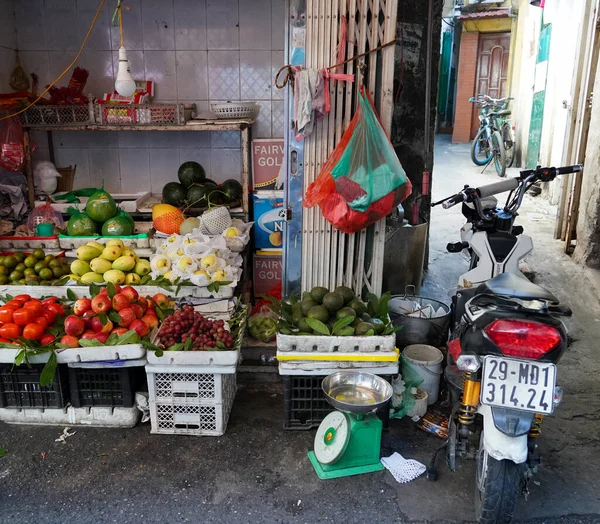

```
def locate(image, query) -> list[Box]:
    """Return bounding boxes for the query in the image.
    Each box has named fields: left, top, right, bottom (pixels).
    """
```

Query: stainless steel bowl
left=322, top=372, right=393, bottom=414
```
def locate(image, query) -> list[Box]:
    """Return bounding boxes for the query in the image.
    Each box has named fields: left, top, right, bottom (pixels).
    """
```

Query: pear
left=112, top=255, right=136, bottom=272
left=200, top=254, right=217, bottom=269
left=103, top=269, right=126, bottom=285
left=100, top=245, right=122, bottom=261
left=76, top=245, right=102, bottom=261
left=90, top=257, right=113, bottom=275
left=134, top=259, right=151, bottom=277
left=212, top=269, right=226, bottom=281
left=105, top=239, right=125, bottom=250
left=70, top=259, right=91, bottom=277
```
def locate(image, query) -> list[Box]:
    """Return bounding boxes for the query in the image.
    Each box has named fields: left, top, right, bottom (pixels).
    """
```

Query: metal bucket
left=389, top=286, right=451, bottom=348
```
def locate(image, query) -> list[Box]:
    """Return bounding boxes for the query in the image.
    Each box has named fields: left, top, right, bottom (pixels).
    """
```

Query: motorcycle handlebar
left=519, top=164, right=583, bottom=178
left=441, top=193, right=465, bottom=209
left=477, top=178, right=520, bottom=198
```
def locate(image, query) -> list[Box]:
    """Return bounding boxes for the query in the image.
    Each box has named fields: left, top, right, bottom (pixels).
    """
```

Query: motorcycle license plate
left=481, top=357, right=556, bottom=414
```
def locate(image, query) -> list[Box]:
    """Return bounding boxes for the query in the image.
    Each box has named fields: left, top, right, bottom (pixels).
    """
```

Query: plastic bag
left=27, top=200, right=64, bottom=231
left=304, top=88, right=412, bottom=233
left=0, top=117, right=25, bottom=172
left=33, top=161, right=61, bottom=196
left=248, top=302, right=279, bottom=343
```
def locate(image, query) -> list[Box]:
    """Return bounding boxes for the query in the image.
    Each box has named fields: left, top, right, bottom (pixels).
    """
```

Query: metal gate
left=283, top=0, right=398, bottom=298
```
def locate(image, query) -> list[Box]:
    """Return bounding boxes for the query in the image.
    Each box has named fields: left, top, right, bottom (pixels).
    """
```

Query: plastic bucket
left=402, top=345, right=443, bottom=405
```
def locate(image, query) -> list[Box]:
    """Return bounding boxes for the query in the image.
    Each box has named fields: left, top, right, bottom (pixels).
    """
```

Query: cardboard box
left=252, top=139, right=284, bottom=190
left=253, top=191, right=285, bottom=249
left=253, top=252, right=282, bottom=297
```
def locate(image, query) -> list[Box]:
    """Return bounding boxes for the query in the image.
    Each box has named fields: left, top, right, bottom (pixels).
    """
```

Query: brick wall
left=452, top=31, right=479, bottom=143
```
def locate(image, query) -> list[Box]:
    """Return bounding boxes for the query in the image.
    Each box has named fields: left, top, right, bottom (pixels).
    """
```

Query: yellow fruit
left=76, top=245, right=102, bottom=261
left=176, top=257, right=195, bottom=272
left=80, top=271, right=105, bottom=284
left=134, top=259, right=151, bottom=276
left=212, top=270, right=226, bottom=281
left=153, top=204, right=184, bottom=235
left=125, top=273, right=141, bottom=285
left=90, top=257, right=113, bottom=275
left=86, top=241, right=105, bottom=252
left=224, top=227, right=241, bottom=237
left=269, top=232, right=283, bottom=247
left=112, top=255, right=136, bottom=272
left=164, top=270, right=175, bottom=281
left=105, top=239, right=125, bottom=250
left=103, top=269, right=126, bottom=285
left=100, top=246, right=122, bottom=261
left=121, top=248, right=137, bottom=259
left=70, top=259, right=91, bottom=277
left=68, top=274, right=81, bottom=282
left=200, top=254, right=217, bottom=269
left=194, top=269, right=209, bottom=277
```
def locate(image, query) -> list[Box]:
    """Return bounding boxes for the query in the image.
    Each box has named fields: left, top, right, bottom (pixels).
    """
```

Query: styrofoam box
left=58, top=234, right=151, bottom=250
left=0, top=406, right=141, bottom=427
left=0, top=284, right=234, bottom=299
left=278, top=360, right=399, bottom=376
left=276, top=333, right=396, bottom=353
left=37, top=192, right=150, bottom=213
left=0, top=344, right=146, bottom=364
left=146, top=349, right=239, bottom=368
left=0, top=236, right=61, bottom=251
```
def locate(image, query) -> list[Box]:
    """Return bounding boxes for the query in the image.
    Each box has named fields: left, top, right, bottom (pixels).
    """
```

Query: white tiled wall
left=0, top=0, right=17, bottom=92
left=9, top=0, right=286, bottom=192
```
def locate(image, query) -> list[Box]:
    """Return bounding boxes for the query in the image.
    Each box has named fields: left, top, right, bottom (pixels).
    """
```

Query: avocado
left=371, top=317, right=386, bottom=334
left=355, top=321, right=374, bottom=336
left=300, top=299, right=318, bottom=316
left=297, top=317, right=311, bottom=333
left=307, top=305, right=329, bottom=323
left=291, top=302, right=303, bottom=315
left=336, top=307, right=357, bottom=320
left=302, top=292, right=313, bottom=301
left=292, top=309, right=304, bottom=325
left=335, top=285, right=355, bottom=304
left=352, top=316, right=362, bottom=327
left=348, top=298, right=367, bottom=316
left=361, top=312, right=372, bottom=322
left=309, top=286, right=329, bottom=304
left=322, top=292, right=344, bottom=313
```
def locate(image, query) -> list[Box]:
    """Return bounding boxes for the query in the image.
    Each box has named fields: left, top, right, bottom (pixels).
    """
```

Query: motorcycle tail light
left=448, top=338, right=462, bottom=361
left=456, top=354, right=480, bottom=372
left=484, top=319, right=561, bottom=359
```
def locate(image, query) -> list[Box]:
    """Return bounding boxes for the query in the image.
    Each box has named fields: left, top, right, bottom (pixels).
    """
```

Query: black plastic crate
left=68, top=366, right=145, bottom=408
left=0, top=364, right=69, bottom=409
left=283, top=374, right=393, bottom=430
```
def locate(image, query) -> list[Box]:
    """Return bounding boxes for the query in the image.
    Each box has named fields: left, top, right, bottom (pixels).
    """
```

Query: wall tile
left=271, top=0, right=285, bottom=51
left=119, top=149, right=151, bottom=192
left=271, top=51, right=285, bottom=100
left=208, top=51, right=240, bottom=100
left=210, top=148, right=242, bottom=183
left=112, top=49, right=145, bottom=82
left=89, top=149, right=121, bottom=193
left=210, top=131, right=241, bottom=149
left=77, top=0, right=112, bottom=51
left=19, top=52, right=51, bottom=89
left=253, top=101, right=272, bottom=138
left=53, top=131, right=118, bottom=149
left=147, top=131, right=181, bottom=149
left=0, top=0, right=17, bottom=49
left=150, top=148, right=180, bottom=190
left=176, top=51, right=208, bottom=100
left=77, top=51, right=115, bottom=98
left=240, top=51, right=272, bottom=100
left=240, top=0, right=271, bottom=50
left=179, top=148, right=211, bottom=175
left=32, top=147, right=51, bottom=163
left=45, top=6, right=78, bottom=50
left=174, top=0, right=207, bottom=50
left=118, top=132, right=148, bottom=149
left=271, top=100, right=285, bottom=138
left=144, top=51, right=177, bottom=100
left=111, top=0, right=144, bottom=51
left=55, top=149, right=90, bottom=188
left=179, top=131, right=210, bottom=149
left=142, top=0, right=175, bottom=51
left=15, top=0, right=46, bottom=50
left=206, top=0, right=238, bottom=50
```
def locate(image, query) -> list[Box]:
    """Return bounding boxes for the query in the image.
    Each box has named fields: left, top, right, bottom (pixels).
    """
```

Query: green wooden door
left=526, top=23, right=552, bottom=169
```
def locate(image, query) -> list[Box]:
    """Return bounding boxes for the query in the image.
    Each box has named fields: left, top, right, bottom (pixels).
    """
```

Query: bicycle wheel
left=491, top=130, right=506, bottom=177
left=471, top=128, right=493, bottom=166
left=502, top=122, right=515, bottom=168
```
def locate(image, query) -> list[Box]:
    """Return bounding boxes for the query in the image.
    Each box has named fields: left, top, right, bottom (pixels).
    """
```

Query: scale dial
left=314, top=411, right=350, bottom=465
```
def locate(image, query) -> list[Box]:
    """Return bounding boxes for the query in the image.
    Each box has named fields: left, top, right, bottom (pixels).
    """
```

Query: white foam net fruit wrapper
left=380, top=453, right=426, bottom=484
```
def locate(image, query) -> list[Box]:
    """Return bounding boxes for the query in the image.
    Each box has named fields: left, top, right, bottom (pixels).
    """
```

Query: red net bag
left=0, top=117, right=25, bottom=172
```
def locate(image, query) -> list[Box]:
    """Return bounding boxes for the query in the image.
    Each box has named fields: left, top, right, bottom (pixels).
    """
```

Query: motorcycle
left=429, top=164, right=583, bottom=523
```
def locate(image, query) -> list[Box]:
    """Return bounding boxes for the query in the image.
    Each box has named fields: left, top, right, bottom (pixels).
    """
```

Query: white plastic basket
left=146, top=367, right=236, bottom=436
left=210, top=102, right=259, bottom=119
left=0, top=406, right=141, bottom=427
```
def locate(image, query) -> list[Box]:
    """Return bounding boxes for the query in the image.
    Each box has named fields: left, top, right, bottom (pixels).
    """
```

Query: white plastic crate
left=146, top=367, right=236, bottom=436
left=58, top=233, right=151, bottom=250
left=0, top=405, right=141, bottom=427
left=276, top=333, right=396, bottom=353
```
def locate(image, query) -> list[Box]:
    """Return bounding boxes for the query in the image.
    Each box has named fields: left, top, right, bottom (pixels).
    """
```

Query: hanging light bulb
left=115, top=46, right=136, bottom=96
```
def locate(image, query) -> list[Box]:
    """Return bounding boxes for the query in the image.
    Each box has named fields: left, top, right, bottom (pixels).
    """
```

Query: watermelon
left=85, top=189, right=117, bottom=223
left=162, top=182, right=187, bottom=207
left=67, top=211, right=97, bottom=236
left=102, top=215, right=133, bottom=236
left=186, top=183, right=222, bottom=208
left=178, top=161, right=206, bottom=188
left=221, top=179, right=243, bottom=203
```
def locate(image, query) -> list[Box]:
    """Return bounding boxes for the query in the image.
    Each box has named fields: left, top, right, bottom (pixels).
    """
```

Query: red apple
left=73, top=298, right=92, bottom=317
left=82, top=310, right=97, bottom=330
left=141, top=314, right=159, bottom=329
left=111, top=327, right=128, bottom=336
left=121, top=286, right=139, bottom=303
left=60, top=335, right=80, bottom=348
left=129, top=319, right=150, bottom=337
left=64, top=315, right=85, bottom=337
left=146, top=298, right=156, bottom=308
left=117, top=307, right=136, bottom=327
left=153, top=293, right=169, bottom=309
left=91, top=316, right=113, bottom=334
left=94, top=332, right=110, bottom=344
left=80, top=330, right=97, bottom=340
left=112, top=292, right=131, bottom=312
left=130, top=303, right=144, bottom=319
left=99, top=288, right=108, bottom=296
left=91, top=294, right=112, bottom=314
left=137, top=297, right=149, bottom=313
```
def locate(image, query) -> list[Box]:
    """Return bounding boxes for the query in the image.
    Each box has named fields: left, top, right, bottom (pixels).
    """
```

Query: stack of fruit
left=275, top=286, right=398, bottom=337
left=65, top=188, right=136, bottom=237
left=60, top=287, right=170, bottom=347
left=0, top=295, right=65, bottom=345
left=156, top=305, right=235, bottom=351
left=0, top=249, right=70, bottom=286
left=70, top=239, right=151, bottom=285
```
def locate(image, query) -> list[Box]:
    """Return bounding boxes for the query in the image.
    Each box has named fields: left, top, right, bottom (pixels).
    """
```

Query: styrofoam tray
left=58, top=233, right=151, bottom=250
left=0, top=344, right=146, bottom=364
left=0, top=236, right=61, bottom=251
left=39, top=192, right=150, bottom=213
left=278, top=361, right=400, bottom=376
left=0, top=284, right=234, bottom=299
left=0, top=406, right=141, bottom=427
left=64, top=248, right=153, bottom=258
left=276, top=333, right=396, bottom=353
left=146, top=348, right=239, bottom=368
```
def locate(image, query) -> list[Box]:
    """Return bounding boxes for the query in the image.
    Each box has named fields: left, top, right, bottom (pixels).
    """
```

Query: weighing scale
left=308, top=371, right=393, bottom=480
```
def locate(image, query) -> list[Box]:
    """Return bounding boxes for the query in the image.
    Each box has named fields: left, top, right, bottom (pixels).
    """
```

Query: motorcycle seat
left=476, top=272, right=559, bottom=304
left=488, top=109, right=511, bottom=117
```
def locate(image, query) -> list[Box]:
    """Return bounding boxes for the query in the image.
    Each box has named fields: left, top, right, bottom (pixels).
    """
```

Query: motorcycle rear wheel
left=474, top=444, right=523, bottom=524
